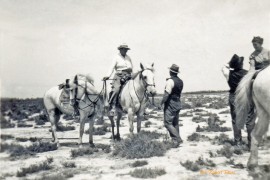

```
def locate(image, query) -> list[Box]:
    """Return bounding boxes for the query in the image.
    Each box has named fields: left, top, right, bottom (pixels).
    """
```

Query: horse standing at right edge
left=235, top=66, right=270, bottom=169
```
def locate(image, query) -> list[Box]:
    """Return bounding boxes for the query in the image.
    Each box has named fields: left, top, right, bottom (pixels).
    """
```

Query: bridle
left=139, top=68, right=156, bottom=90
left=130, top=68, right=156, bottom=112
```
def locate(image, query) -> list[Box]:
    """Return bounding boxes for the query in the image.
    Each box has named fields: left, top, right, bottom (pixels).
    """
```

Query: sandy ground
left=1, top=104, right=270, bottom=180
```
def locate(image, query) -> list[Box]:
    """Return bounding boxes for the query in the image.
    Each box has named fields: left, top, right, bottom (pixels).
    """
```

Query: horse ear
left=140, top=63, right=144, bottom=70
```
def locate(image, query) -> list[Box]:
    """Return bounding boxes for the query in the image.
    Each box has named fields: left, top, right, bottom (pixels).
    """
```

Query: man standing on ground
left=222, top=54, right=254, bottom=148
left=160, top=64, right=184, bottom=148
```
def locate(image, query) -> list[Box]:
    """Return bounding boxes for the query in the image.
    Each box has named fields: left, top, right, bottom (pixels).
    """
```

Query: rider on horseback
left=249, top=36, right=270, bottom=70
left=102, top=44, right=134, bottom=114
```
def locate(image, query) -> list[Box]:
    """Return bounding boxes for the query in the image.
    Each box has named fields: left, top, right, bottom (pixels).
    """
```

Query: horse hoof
left=89, top=143, right=95, bottom=148
left=247, top=159, right=258, bottom=170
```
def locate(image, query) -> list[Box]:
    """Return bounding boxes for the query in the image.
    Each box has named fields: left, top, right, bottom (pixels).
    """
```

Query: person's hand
left=103, top=76, right=109, bottom=81
left=249, top=59, right=255, bottom=66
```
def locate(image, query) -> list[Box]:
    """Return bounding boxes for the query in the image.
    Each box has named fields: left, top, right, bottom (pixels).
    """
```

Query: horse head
left=139, top=63, right=156, bottom=96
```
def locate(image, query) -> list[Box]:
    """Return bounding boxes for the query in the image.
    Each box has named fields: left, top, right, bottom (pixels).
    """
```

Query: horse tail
left=235, top=70, right=256, bottom=129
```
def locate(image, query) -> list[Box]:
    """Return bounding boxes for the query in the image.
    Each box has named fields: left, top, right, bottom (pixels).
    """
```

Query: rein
left=74, top=81, right=106, bottom=115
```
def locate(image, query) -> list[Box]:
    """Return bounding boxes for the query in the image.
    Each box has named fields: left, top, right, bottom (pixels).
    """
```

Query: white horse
left=43, top=74, right=103, bottom=147
left=107, top=63, right=156, bottom=140
left=235, top=66, right=270, bottom=169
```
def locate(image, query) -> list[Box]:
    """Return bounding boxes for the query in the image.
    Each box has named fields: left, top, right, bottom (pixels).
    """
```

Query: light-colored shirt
left=165, top=79, right=174, bottom=94
left=107, top=53, right=133, bottom=77
left=250, top=48, right=270, bottom=64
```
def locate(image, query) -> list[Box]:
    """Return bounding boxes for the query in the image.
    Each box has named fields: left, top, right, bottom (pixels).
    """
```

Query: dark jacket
left=228, top=69, right=247, bottom=94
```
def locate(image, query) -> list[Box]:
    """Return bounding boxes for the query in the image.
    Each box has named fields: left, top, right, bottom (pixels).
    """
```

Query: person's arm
left=160, top=79, right=173, bottom=106
left=221, top=64, right=230, bottom=81
left=160, top=91, right=170, bottom=106
left=103, top=58, right=116, bottom=80
left=249, top=54, right=256, bottom=71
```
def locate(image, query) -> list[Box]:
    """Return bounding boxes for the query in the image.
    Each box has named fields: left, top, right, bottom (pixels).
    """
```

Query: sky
left=0, top=0, right=270, bottom=98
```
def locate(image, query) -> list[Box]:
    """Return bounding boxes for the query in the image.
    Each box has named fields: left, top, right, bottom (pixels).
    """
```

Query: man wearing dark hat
left=103, top=44, right=133, bottom=114
left=160, top=64, right=184, bottom=148
left=222, top=54, right=254, bottom=148
left=249, top=36, right=270, bottom=70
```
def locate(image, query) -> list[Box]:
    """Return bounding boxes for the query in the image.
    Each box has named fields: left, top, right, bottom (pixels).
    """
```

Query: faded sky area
left=0, top=0, right=270, bottom=98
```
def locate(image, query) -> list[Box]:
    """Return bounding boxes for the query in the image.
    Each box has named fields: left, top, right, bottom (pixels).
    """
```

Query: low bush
left=16, top=137, right=29, bottom=142
left=34, top=114, right=48, bottom=125
left=187, top=133, right=211, bottom=142
left=17, top=157, right=53, bottom=177
left=216, top=144, right=234, bottom=159
left=180, top=111, right=193, bottom=117
left=180, top=160, right=200, bottom=172
left=17, top=122, right=33, bottom=128
left=211, top=133, right=233, bottom=145
left=113, top=132, right=171, bottom=159
left=1, top=134, right=14, bottom=140
left=70, top=147, right=98, bottom=158
left=85, top=123, right=110, bottom=135
left=1, top=140, right=57, bottom=157
left=144, top=121, right=152, bottom=128
left=196, top=114, right=231, bottom=132
left=130, top=160, right=148, bottom=167
left=62, top=161, right=76, bottom=168
left=180, top=156, right=216, bottom=172
left=95, top=143, right=111, bottom=153
left=191, top=116, right=206, bottom=123
left=28, top=141, right=58, bottom=153
left=0, top=115, right=15, bottom=128
left=129, top=168, right=166, bottom=178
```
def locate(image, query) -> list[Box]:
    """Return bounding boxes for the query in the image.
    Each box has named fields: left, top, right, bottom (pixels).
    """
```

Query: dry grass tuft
left=0, top=115, right=15, bottom=128
left=17, top=157, right=53, bottom=177
left=70, top=147, right=98, bottom=158
left=129, top=167, right=166, bottom=178
left=130, top=160, right=148, bottom=167
left=180, top=156, right=216, bottom=172
left=1, top=134, right=14, bottom=140
left=187, top=133, right=211, bottom=142
left=62, top=161, right=76, bottom=168
left=113, top=131, right=171, bottom=159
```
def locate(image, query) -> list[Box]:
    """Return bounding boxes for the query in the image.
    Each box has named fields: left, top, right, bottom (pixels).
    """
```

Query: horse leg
left=136, top=110, right=144, bottom=133
left=115, top=111, right=122, bottom=140
left=88, top=115, right=95, bottom=148
left=247, top=106, right=269, bottom=169
left=78, top=113, right=87, bottom=148
left=128, top=108, right=134, bottom=136
left=48, top=109, right=60, bottom=147
left=108, top=115, right=115, bottom=140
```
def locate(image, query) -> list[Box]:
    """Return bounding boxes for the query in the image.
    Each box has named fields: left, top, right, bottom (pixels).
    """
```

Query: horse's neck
left=132, top=75, right=146, bottom=99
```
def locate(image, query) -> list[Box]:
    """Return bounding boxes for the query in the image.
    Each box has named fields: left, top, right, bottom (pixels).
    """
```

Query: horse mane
left=131, top=63, right=155, bottom=80
left=235, top=69, right=256, bottom=129
left=131, top=71, right=141, bottom=79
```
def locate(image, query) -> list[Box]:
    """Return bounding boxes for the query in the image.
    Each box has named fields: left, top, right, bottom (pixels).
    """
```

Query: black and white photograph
left=1, top=0, right=270, bottom=179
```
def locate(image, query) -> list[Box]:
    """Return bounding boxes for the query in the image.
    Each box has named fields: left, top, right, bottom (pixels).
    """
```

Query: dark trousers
left=229, top=93, right=256, bottom=143
left=164, top=109, right=181, bottom=142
